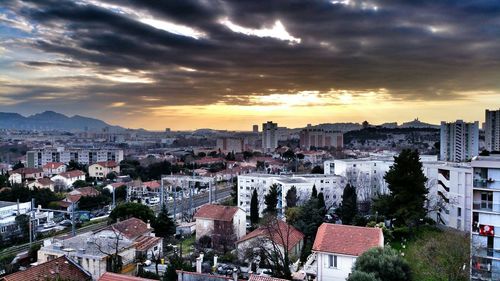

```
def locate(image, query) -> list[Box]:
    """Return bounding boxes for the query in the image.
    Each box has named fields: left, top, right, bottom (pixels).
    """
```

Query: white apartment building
left=485, top=109, right=500, bottom=152
left=237, top=173, right=345, bottom=217
left=26, top=147, right=124, bottom=168
left=328, top=155, right=472, bottom=232
left=471, top=155, right=500, bottom=281
left=440, top=120, right=479, bottom=162
left=262, top=121, right=278, bottom=153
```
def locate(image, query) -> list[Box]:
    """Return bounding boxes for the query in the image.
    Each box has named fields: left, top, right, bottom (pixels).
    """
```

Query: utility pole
left=71, top=202, right=76, bottom=236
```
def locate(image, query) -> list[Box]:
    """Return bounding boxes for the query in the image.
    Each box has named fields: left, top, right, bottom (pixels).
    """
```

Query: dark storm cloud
left=1, top=0, right=500, bottom=113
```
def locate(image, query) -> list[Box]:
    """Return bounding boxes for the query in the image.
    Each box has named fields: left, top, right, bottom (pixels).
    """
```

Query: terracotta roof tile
left=43, top=162, right=65, bottom=169
left=237, top=220, right=304, bottom=251
left=248, top=274, right=289, bottom=281
left=59, top=170, right=85, bottom=179
left=98, top=272, right=157, bottom=281
left=134, top=235, right=162, bottom=251
left=102, top=218, right=150, bottom=240
left=37, top=178, right=55, bottom=186
left=95, top=161, right=118, bottom=168
left=194, top=204, right=241, bottom=222
left=312, top=223, right=383, bottom=256
left=12, top=167, right=43, bottom=175
left=2, top=256, right=91, bottom=281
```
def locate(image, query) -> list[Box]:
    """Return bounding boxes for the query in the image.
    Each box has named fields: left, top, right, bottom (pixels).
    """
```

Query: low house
left=9, top=168, right=43, bottom=184
left=38, top=231, right=136, bottom=280
left=236, top=220, right=304, bottom=261
left=193, top=204, right=246, bottom=250
left=89, top=161, right=120, bottom=179
left=95, top=218, right=162, bottom=260
left=27, top=178, right=55, bottom=191
left=51, top=170, right=86, bottom=189
left=1, top=255, right=92, bottom=281
left=42, top=162, right=67, bottom=177
left=306, top=223, right=384, bottom=281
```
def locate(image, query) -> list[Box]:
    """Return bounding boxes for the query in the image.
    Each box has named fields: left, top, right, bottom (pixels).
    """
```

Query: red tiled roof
left=194, top=157, right=224, bottom=165
left=134, top=235, right=162, bottom=251
left=59, top=170, right=85, bottom=179
left=237, top=220, right=304, bottom=251
left=249, top=274, right=289, bottom=281
left=142, top=181, right=160, bottom=189
left=2, top=256, right=91, bottom=281
left=102, top=218, right=150, bottom=240
left=312, top=223, right=383, bottom=256
left=37, top=178, right=54, bottom=186
left=95, top=161, right=118, bottom=168
left=12, top=167, right=43, bottom=175
left=175, top=271, right=234, bottom=281
left=74, top=186, right=100, bottom=197
left=66, top=194, right=82, bottom=203
left=98, top=272, right=156, bottom=281
left=43, top=162, right=65, bottom=169
left=194, top=204, right=241, bottom=222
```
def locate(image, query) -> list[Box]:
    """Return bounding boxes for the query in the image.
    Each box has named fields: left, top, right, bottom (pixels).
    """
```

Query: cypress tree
left=250, top=189, right=259, bottom=225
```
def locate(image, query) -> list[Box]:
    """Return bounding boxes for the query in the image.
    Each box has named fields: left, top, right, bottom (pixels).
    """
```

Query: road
left=0, top=186, right=233, bottom=259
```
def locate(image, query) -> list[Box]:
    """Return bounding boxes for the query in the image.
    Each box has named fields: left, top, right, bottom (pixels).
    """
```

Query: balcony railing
left=473, top=201, right=500, bottom=213
left=474, top=179, right=489, bottom=188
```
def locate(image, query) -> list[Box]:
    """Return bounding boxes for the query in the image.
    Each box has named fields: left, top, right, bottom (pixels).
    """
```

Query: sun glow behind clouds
left=219, top=18, right=301, bottom=44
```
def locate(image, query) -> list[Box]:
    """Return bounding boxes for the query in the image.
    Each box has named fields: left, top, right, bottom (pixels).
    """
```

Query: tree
left=348, top=247, right=412, bottom=281
left=317, top=192, right=326, bottom=217
left=114, top=185, right=127, bottom=201
left=311, top=165, right=324, bottom=174
left=311, top=185, right=317, bottom=199
left=264, top=184, right=279, bottom=215
left=93, top=228, right=125, bottom=273
left=15, top=214, right=30, bottom=240
left=250, top=189, right=259, bottom=225
left=106, top=172, right=117, bottom=181
left=152, top=206, right=176, bottom=238
left=109, top=202, right=155, bottom=224
left=282, top=149, right=295, bottom=161
left=72, top=180, right=87, bottom=188
left=348, top=271, right=378, bottom=281
left=230, top=182, right=238, bottom=205
left=12, top=161, right=24, bottom=170
left=285, top=186, right=298, bottom=208
left=405, top=230, right=469, bottom=281
left=78, top=195, right=110, bottom=210
left=339, top=184, right=357, bottom=225
left=373, top=149, right=428, bottom=226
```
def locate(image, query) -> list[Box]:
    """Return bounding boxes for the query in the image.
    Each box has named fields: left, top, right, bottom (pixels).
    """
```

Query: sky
left=0, top=0, right=499, bottom=130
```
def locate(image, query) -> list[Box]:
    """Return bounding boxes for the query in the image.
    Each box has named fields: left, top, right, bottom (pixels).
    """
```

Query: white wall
left=317, top=252, right=356, bottom=281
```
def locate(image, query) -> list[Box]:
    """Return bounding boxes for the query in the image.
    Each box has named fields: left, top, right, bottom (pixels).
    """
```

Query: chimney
left=147, top=220, right=151, bottom=230
left=213, top=255, right=218, bottom=268
left=195, top=256, right=202, bottom=273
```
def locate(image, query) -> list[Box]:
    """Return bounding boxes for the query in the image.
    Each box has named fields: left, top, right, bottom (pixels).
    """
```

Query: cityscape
left=1, top=1, right=500, bottom=281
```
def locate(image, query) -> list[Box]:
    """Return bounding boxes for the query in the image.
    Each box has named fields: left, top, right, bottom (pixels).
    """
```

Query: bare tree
left=92, top=228, right=125, bottom=273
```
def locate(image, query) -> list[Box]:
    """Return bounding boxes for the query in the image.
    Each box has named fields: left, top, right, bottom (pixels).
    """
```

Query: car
left=59, top=220, right=73, bottom=227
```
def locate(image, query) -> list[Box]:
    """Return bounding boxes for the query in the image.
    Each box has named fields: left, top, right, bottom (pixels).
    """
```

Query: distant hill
left=0, top=111, right=124, bottom=131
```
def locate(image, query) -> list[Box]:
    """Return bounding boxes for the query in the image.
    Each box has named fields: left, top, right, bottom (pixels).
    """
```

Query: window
left=328, top=255, right=337, bottom=268
left=458, top=207, right=462, bottom=217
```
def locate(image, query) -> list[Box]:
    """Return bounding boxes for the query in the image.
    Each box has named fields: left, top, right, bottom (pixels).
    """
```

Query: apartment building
left=485, top=109, right=500, bottom=152
left=471, top=155, right=500, bottom=281
left=237, top=173, right=345, bottom=217
left=440, top=120, right=479, bottom=162
left=300, top=126, right=343, bottom=150
left=262, top=121, right=278, bottom=153
left=216, top=137, right=245, bottom=153
left=26, top=147, right=124, bottom=168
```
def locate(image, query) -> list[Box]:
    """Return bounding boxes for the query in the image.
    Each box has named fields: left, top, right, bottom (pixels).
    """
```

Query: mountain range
left=0, top=111, right=124, bottom=131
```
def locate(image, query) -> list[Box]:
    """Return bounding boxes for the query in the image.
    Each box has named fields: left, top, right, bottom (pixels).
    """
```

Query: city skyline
left=1, top=1, right=500, bottom=130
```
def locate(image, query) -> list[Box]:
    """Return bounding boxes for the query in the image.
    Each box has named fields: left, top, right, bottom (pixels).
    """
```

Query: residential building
left=485, top=109, right=500, bottom=152
left=216, top=138, right=245, bottom=153
left=262, top=121, right=278, bottom=153
left=38, top=223, right=138, bottom=280
left=471, top=156, right=500, bottom=280
left=26, top=147, right=124, bottom=168
left=89, top=161, right=120, bottom=179
left=236, top=220, right=304, bottom=261
left=8, top=167, right=43, bottom=184
left=27, top=178, right=55, bottom=191
left=51, top=170, right=86, bottom=189
left=193, top=204, right=246, bottom=249
left=440, top=120, right=479, bottom=162
left=237, top=174, right=345, bottom=217
left=300, top=126, right=343, bottom=150
left=253, top=125, right=259, bottom=133
left=1, top=255, right=92, bottom=281
left=42, top=162, right=67, bottom=177
left=0, top=201, right=31, bottom=241
left=305, top=223, right=384, bottom=281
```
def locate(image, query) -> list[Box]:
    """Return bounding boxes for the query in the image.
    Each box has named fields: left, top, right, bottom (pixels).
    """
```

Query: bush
left=392, top=226, right=411, bottom=241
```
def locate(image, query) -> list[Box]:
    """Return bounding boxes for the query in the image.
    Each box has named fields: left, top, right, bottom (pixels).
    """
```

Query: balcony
left=474, top=178, right=497, bottom=189
left=473, top=201, right=500, bottom=213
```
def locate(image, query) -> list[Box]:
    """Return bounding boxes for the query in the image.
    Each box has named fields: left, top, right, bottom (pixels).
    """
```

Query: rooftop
left=237, top=220, right=304, bottom=251
left=312, top=223, right=383, bottom=256
left=194, top=204, right=241, bottom=222
left=100, top=217, right=150, bottom=240
left=99, top=272, right=157, bottom=281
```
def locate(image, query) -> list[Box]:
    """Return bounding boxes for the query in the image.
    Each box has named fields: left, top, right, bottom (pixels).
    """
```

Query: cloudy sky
left=0, top=0, right=499, bottom=130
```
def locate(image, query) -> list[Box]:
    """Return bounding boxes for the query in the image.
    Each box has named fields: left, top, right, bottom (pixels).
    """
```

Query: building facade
left=237, top=174, right=345, bottom=217
left=440, top=120, right=479, bottom=162
left=26, top=147, right=124, bottom=168
left=300, top=126, right=343, bottom=150
left=216, top=138, right=245, bottom=153
left=471, top=156, right=500, bottom=281
left=485, top=109, right=500, bottom=152
left=262, top=121, right=278, bottom=153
